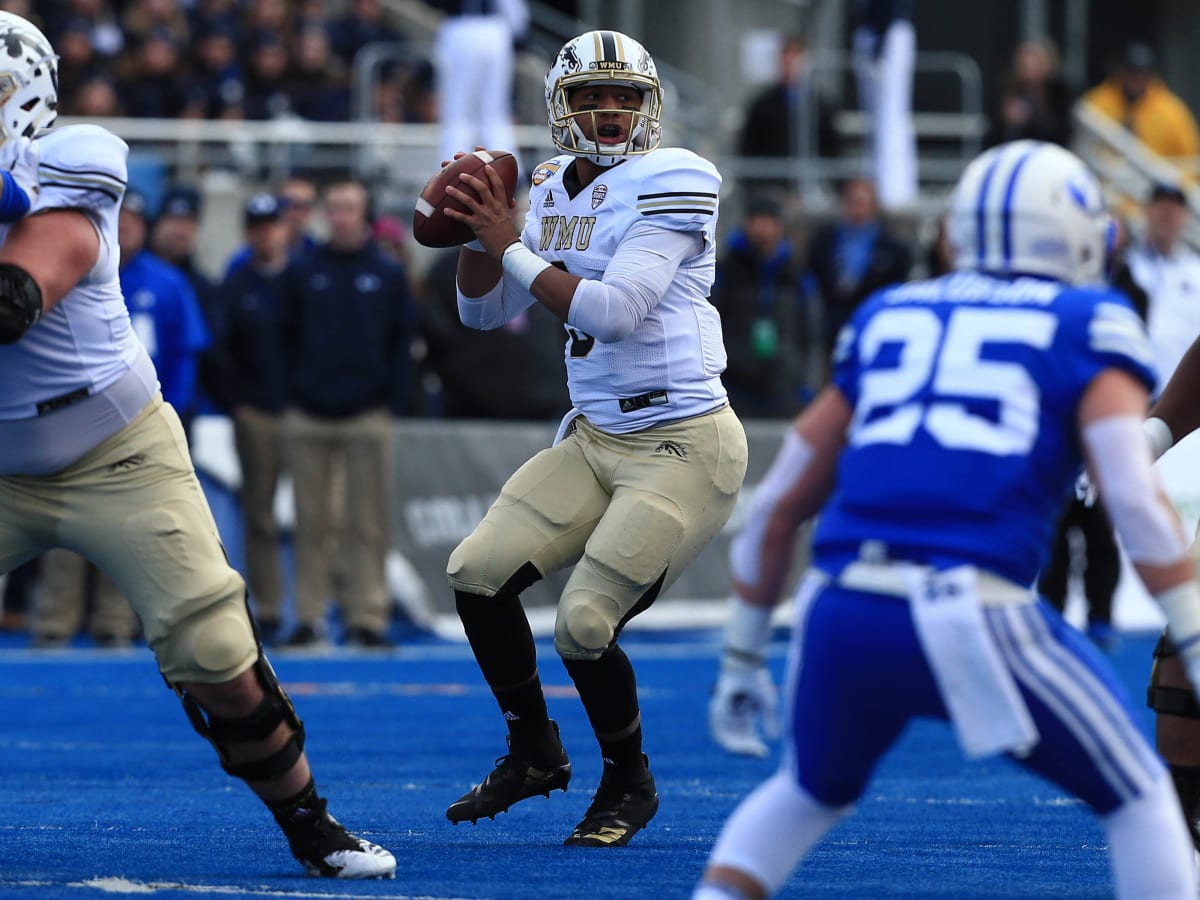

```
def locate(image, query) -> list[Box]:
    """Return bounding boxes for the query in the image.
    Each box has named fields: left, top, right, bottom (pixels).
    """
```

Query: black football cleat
left=277, top=798, right=395, bottom=879
left=446, top=722, right=571, bottom=824
left=563, top=757, right=658, bottom=847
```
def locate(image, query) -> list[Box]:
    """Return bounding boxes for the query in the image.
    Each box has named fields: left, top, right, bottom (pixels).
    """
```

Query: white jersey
left=524, top=147, right=728, bottom=433
left=0, top=124, right=149, bottom=422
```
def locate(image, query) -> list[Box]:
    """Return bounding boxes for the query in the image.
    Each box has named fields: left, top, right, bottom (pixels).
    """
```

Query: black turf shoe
left=563, top=757, right=659, bottom=847
left=446, top=722, right=571, bottom=824
left=277, top=798, right=396, bottom=879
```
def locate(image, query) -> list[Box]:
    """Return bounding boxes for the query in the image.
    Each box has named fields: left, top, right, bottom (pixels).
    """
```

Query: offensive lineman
left=438, top=29, right=748, bottom=846
left=694, top=141, right=1200, bottom=899
left=0, top=12, right=394, bottom=879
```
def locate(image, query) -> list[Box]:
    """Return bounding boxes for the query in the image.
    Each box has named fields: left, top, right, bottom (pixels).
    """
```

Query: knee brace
left=1148, top=631, right=1200, bottom=719
left=176, top=653, right=306, bottom=782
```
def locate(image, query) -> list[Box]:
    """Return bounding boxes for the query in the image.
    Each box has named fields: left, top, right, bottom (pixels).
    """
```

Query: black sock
left=456, top=590, right=553, bottom=747
left=564, top=646, right=645, bottom=773
left=269, top=777, right=323, bottom=827
left=1170, top=765, right=1200, bottom=848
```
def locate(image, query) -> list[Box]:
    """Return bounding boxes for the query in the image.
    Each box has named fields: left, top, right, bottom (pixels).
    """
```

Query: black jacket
left=280, top=240, right=414, bottom=418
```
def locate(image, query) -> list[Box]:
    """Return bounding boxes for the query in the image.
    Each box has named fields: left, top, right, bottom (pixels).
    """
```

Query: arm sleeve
left=566, top=221, right=701, bottom=343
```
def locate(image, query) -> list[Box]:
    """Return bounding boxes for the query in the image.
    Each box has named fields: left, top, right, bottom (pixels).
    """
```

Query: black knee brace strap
left=1148, top=631, right=1200, bottom=719
left=0, top=262, right=42, bottom=344
left=177, top=653, right=306, bottom=781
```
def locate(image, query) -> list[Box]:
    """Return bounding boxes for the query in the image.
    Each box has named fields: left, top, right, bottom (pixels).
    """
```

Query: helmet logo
left=3, top=32, right=23, bottom=59
left=638, top=48, right=652, bottom=73
left=560, top=43, right=582, bottom=73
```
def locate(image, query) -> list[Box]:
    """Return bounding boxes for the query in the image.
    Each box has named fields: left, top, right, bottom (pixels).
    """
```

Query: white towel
left=552, top=407, right=582, bottom=446
left=905, top=565, right=1040, bottom=759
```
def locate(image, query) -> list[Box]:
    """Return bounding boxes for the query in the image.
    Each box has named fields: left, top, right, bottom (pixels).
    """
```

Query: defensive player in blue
left=694, top=141, right=1200, bottom=899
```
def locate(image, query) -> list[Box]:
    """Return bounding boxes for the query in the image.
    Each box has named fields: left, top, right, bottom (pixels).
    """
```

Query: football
left=412, top=149, right=519, bottom=248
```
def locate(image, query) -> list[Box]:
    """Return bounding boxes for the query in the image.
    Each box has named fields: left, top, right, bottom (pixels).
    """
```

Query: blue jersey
left=812, top=271, right=1155, bottom=584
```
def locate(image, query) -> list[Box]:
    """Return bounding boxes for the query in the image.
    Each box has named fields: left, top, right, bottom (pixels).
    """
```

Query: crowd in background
left=0, top=5, right=1198, bottom=657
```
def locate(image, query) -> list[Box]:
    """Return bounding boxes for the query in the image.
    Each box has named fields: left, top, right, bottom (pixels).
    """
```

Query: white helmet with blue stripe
left=946, top=140, right=1112, bottom=285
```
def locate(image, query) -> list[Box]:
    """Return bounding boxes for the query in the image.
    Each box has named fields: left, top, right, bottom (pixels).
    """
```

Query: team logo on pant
left=653, top=441, right=687, bottom=459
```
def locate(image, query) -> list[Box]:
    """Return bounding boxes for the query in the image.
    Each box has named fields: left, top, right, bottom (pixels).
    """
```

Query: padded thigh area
left=447, top=442, right=609, bottom=595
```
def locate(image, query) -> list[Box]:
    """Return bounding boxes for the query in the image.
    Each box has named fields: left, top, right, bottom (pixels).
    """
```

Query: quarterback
left=693, top=141, right=1200, bottom=899
left=440, top=29, right=748, bottom=846
left=0, top=12, right=393, bottom=879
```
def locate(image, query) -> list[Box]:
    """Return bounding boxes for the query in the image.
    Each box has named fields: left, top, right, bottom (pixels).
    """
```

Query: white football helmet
left=0, top=12, right=57, bottom=145
left=946, top=140, right=1112, bottom=285
left=545, top=30, right=663, bottom=167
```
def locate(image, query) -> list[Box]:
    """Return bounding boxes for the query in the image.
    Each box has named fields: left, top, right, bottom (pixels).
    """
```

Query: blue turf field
left=0, top=628, right=1154, bottom=899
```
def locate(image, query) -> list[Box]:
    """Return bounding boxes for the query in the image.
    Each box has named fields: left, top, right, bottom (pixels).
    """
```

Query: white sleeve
left=1083, top=414, right=1190, bottom=566
left=565, top=219, right=701, bottom=343
left=456, top=267, right=538, bottom=330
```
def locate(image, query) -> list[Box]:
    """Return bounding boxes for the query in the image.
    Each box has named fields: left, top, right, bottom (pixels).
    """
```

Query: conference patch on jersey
left=532, top=162, right=563, bottom=186
left=1089, top=300, right=1155, bottom=369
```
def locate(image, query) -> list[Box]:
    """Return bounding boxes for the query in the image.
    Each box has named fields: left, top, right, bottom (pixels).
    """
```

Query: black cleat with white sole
left=278, top=799, right=395, bottom=879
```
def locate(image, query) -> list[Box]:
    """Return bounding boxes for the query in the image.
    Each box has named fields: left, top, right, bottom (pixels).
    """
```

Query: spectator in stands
left=149, top=185, right=225, bottom=415
left=118, top=189, right=212, bottom=438
left=1081, top=42, right=1200, bottom=177
left=418, top=201, right=569, bottom=420
left=288, top=25, right=351, bottom=122
left=371, top=214, right=408, bottom=265
left=45, top=0, right=123, bottom=62
left=804, top=176, right=912, bottom=362
left=428, top=0, right=527, bottom=169
left=1127, top=181, right=1200, bottom=393
left=328, top=0, right=402, bottom=67
left=226, top=175, right=320, bottom=275
left=737, top=33, right=840, bottom=200
left=923, top=218, right=953, bottom=278
left=851, top=0, right=917, bottom=212
left=67, top=72, right=120, bottom=117
left=712, top=196, right=817, bottom=418
left=209, top=193, right=294, bottom=644
left=985, top=37, right=1072, bottom=149
left=55, top=17, right=106, bottom=99
left=242, top=0, right=292, bottom=53
left=279, top=178, right=414, bottom=649
left=116, top=27, right=189, bottom=119
left=184, top=21, right=245, bottom=120
left=186, top=0, right=239, bottom=43
left=121, top=0, right=189, bottom=49
left=243, top=31, right=293, bottom=121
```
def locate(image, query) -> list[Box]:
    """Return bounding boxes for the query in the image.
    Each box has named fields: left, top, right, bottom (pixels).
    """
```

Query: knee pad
left=176, top=652, right=306, bottom=782
left=1148, top=630, right=1200, bottom=719
left=555, top=595, right=614, bottom=660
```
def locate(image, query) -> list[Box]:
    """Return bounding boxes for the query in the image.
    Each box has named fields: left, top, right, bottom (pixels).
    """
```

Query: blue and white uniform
left=791, top=271, right=1161, bottom=814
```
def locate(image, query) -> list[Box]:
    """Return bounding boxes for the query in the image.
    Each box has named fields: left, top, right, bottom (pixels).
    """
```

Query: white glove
left=0, top=136, right=40, bottom=204
left=708, top=667, right=779, bottom=758
left=1074, top=470, right=1096, bottom=507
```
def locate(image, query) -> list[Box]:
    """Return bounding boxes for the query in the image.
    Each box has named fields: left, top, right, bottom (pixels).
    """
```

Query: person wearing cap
left=119, top=188, right=212, bottom=436
left=1081, top=42, right=1200, bottom=177
left=710, top=196, right=817, bottom=420
left=1126, top=181, right=1200, bottom=392
left=209, top=193, right=293, bottom=643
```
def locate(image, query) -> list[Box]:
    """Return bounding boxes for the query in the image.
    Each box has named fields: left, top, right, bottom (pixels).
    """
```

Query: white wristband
left=502, top=241, right=551, bottom=291
left=464, top=239, right=485, bottom=252
left=1157, top=581, right=1200, bottom=661
left=1144, top=416, right=1173, bottom=461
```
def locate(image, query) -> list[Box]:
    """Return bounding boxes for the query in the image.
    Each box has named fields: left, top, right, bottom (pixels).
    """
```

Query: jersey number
left=852, top=307, right=1057, bottom=455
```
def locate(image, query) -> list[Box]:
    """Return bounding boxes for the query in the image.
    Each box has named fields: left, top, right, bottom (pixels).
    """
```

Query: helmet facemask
left=545, top=31, right=663, bottom=168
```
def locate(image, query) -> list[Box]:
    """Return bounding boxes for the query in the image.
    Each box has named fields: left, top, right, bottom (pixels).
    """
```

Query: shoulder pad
left=35, top=125, right=129, bottom=211
left=633, top=148, right=720, bottom=230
